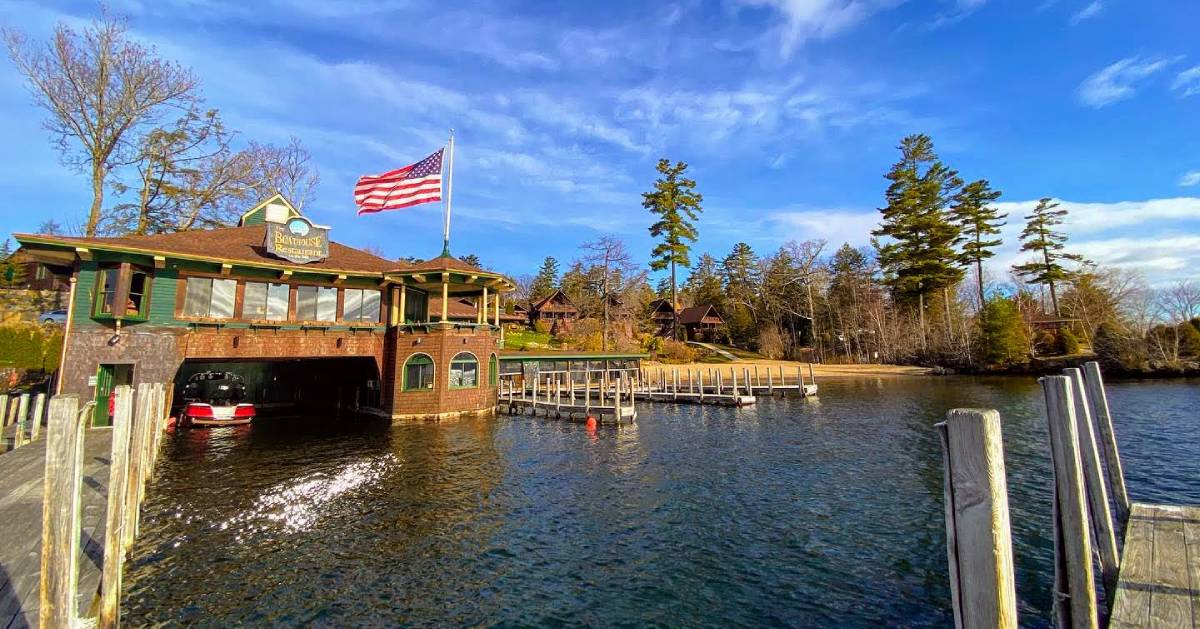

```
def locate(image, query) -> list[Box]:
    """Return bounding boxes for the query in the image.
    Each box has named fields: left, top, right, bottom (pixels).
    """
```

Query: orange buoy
left=585, top=416, right=597, bottom=430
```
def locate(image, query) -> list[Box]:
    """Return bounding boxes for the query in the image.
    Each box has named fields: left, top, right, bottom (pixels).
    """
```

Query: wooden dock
left=1110, top=503, right=1200, bottom=628
left=0, top=428, right=113, bottom=628
left=634, top=364, right=818, bottom=407
left=498, top=377, right=637, bottom=424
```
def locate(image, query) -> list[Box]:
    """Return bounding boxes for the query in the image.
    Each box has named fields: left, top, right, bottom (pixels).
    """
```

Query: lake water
left=122, top=376, right=1200, bottom=627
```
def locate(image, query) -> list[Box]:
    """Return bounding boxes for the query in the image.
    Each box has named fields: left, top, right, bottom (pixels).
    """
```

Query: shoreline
left=642, top=359, right=931, bottom=378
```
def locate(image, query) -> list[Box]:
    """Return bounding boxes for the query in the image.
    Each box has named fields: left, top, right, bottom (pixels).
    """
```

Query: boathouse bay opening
left=175, top=357, right=383, bottom=418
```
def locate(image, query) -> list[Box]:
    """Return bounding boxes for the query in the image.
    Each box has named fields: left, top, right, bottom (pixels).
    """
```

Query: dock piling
left=39, top=394, right=85, bottom=629
left=31, top=392, right=45, bottom=441
left=937, top=408, right=1017, bottom=629
left=1081, top=362, right=1130, bottom=528
left=100, top=385, right=135, bottom=629
left=1041, top=375, right=1098, bottom=629
left=1064, top=368, right=1120, bottom=606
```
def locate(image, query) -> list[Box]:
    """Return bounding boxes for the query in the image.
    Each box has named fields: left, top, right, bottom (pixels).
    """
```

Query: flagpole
left=442, top=129, right=454, bottom=257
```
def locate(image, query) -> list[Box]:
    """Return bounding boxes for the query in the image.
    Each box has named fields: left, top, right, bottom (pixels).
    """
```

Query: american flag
left=354, top=148, right=443, bottom=215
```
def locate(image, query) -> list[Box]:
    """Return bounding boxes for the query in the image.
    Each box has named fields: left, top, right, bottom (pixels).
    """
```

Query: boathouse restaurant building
left=14, top=195, right=519, bottom=425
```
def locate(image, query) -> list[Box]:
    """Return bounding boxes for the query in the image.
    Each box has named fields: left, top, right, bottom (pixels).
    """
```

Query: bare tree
left=244, top=137, right=320, bottom=209
left=582, top=236, right=640, bottom=351
left=5, top=11, right=198, bottom=236
left=1159, top=280, right=1200, bottom=323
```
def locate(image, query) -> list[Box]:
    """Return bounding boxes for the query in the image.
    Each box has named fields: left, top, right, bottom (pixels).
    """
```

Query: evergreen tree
left=683, top=253, right=725, bottom=309
left=655, top=276, right=674, bottom=299
left=1, top=240, right=26, bottom=287
left=1012, top=198, right=1085, bottom=317
left=722, top=242, right=759, bottom=345
left=976, top=297, right=1030, bottom=366
left=530, top=256, right=559, bottom=302
left=873, top=134, right=963, bottom=350
left=459, top=254, right=482, bottom=269
left=950, top=179, right=1005, bottom=307
left=643, top=158, right=702, bottom=340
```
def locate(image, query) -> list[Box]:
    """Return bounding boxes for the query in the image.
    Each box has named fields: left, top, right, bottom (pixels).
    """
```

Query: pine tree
left=530, top=256, right=559, bottom=302
left=950, top=179, right=1005, bottom=307
left=1, top=240, right=26, bottom=287
left=1012, top=198, right=1085, bottom=317
left=873, top=134, right=963, bottom=350
left=459, top=254, right=482, bottom=269
left=643, top=158, right=702, bottom=340
left=722, top=242, right=759, bottom=345
left=683, top=253, right=725, bottom=310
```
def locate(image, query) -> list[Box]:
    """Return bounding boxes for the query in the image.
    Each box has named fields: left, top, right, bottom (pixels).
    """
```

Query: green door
left=93, top=364, right=133, bottom=426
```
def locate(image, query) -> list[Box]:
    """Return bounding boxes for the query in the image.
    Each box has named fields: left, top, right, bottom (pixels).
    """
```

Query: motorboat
left=179, top=371, right=255, bottom=427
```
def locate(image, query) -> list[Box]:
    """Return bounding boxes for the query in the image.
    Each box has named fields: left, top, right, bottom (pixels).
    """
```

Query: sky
left=1, top=0, right=1198, bottom=286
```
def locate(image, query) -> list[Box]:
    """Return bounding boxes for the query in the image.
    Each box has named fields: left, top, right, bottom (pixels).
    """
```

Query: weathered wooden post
left=40, top=394, right=85, bottom=629
left=1081, top=361, right=1130, bottom=528
left=14, top=393, right=30, bottom=448
left=124, top=384, right=152, bottom=551
left=767, top=369, right=774, bottom=395
left=1041, top=375, right=1098, bottom=629
left=584, top=371, right=591, bottom=414
left=754, top=366, right=760, bottom=389
left=0, top=393, right=8, bottom=429
left=100, top=385, right=135, bottom=629
left=716, top=370, right=723, bottom=396
left=937, top=408, right=1017, bottom=629
left=1064, top=368, right=1120, bottom=605
left=698, top=370, right=705, bottom=403
left=797, top=366, right=804, bottom=389
left=31, top=392, right=45, bottom=441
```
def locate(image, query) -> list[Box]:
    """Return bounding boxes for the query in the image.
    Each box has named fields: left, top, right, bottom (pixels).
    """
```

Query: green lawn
left=503, top=329, right=557, bottom=351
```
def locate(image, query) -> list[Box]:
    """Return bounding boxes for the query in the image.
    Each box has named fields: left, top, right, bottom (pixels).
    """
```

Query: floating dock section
left=634, top=364, right=817, bottom=407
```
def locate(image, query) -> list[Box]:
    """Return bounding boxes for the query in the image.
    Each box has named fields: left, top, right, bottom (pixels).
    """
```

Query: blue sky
left=2, top=0, right=1199, bottom=285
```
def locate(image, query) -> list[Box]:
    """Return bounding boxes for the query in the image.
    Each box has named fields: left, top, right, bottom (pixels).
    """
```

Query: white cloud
left=1077, top=56, right=1172, bottom=108
left=1069, top=0, right=1103, bottom=25
left=731, top=0, right=902, bottom=57
left=1171, top=66, right=1200, bottom=97
left=1179, top=171, right=1200, bottom=187
left=994, top=197, right=1200, bottom=233
left=767, top=207, right=882, bottom=244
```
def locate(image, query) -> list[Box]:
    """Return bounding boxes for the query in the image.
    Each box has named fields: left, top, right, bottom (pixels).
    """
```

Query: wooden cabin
left=647, top=298, right=676, bottom=337
left=529, top=290, right=578, bottom=333
left=430, top=296, right=527, bottom=326
left=678, top=304, right=724, bottom=342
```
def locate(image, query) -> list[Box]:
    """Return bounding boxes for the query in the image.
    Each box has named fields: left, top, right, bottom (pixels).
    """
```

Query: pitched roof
left=395, top=254, right=484, bottom=274
left=531, top=289, right=577, bottom=313
left=678, top=304, right=722, bottom=324
left=647, top=298, right=675, bottom=313
left=16, top=225, right=395, bottom=274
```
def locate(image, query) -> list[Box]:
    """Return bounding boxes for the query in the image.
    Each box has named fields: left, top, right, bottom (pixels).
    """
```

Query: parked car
left=39, top=309, right=67, bottom=325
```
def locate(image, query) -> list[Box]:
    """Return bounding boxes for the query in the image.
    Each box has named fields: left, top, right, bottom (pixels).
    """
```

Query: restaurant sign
left=265, top=216, right=329, bottom=264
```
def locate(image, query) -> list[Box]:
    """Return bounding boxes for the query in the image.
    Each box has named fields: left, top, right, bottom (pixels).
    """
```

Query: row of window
left=403, top=352, right=498, bottom=391
left=181, top=277, right=383, bottom=324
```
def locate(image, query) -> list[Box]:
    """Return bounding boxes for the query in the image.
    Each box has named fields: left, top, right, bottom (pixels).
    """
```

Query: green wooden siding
left=147, top=268, right=180, bottom=323
left=72, top=262, right=98, bottom=328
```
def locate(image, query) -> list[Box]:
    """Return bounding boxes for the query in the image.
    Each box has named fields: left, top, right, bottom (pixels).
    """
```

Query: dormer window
left=93, top=263, right=151, bottom=320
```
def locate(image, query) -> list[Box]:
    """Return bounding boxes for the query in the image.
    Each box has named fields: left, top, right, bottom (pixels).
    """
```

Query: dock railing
left=36, top=382, right=169, bottom=629
left=1, top=390, right=49, bottom=451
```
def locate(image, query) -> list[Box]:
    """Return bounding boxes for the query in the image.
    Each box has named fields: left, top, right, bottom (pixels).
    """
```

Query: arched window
left=489, top=353, right=498, bottom=386
left=403, top=353, right=435, bottom=391
left=449, top=352, right=478, bottom=388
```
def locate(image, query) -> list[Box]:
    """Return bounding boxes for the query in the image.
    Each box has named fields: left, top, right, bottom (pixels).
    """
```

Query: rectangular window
left=244, top=282, right=289, bottom=321
left=297, top=286, right=337, bottom=322
left=450, top=356, right=478, bottom=388
left=343, top=288, right=381, bottom=323
left=182, top=277, right=236, bottom=319
left=127, top=270, right=148, bottom=317
left=97, top=268, right=119, bottom=315
left=404, top=287, right=428, bottom=323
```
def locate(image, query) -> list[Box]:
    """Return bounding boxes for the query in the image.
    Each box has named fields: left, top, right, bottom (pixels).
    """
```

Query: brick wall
left=388, top=326, right=500, bottom=421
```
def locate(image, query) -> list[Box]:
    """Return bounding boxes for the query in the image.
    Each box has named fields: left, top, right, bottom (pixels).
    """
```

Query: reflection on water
left=122, top=377, right=1200, bottom=627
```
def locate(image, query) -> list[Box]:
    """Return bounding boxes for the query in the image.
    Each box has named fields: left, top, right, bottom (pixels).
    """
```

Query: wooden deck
left=1110, top=503, right=1200, bottom=628
left=0, top=429, right=112, bottom=629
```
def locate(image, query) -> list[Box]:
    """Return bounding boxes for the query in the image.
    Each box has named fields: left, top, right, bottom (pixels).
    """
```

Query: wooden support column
left=441, top=273, right=449, bottom=322
left=494, top=291, right=501, bottom=326
left=1082, top=361, right=1130, bottom=528
left=390, top=286, right=400, bottom=325
left=937, top=408, right=1017, bottom=629
left=481, top=286, right=488, bottom=325
left=40, top=394, right=84, bottom=629
left=1064, top=368, right=1120, bottom=606
left=100, top=385, right=135, bottom=629
left=1041, top=375, right=1098, bottom=629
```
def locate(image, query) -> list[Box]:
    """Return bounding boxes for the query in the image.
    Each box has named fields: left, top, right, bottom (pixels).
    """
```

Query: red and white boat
left=178, top=371, right=256, bottom=427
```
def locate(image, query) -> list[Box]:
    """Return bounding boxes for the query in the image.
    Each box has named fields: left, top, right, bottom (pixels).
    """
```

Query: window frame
left=342, top=287, right=382, bottom=324
left=93, top=263, right=152, bottom=321
left=449, top=351, right=479, bottom=389
left=403, top=353, right=436, bottom=391
left=242, top=281, right=291, bottom=322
